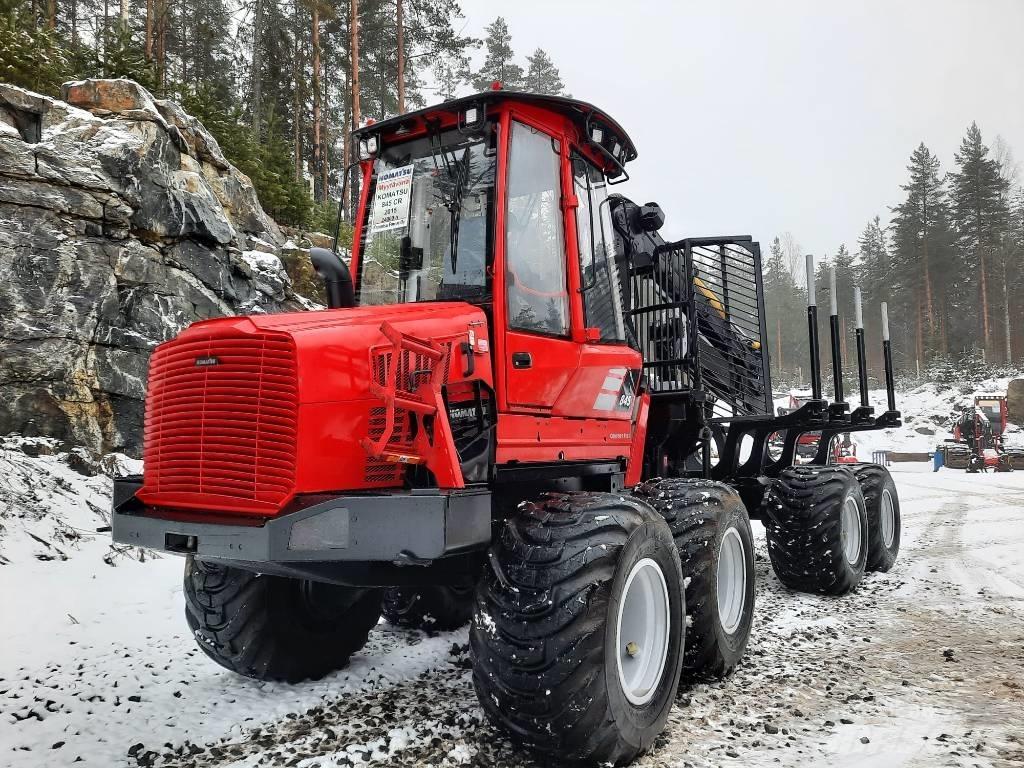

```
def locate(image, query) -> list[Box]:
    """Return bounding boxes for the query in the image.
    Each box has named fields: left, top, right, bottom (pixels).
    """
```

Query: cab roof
left=353, top=90, right=638, bottom=174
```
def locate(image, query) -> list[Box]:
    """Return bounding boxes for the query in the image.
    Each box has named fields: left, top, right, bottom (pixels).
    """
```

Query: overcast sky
left=453, top=0, right=1024, bottom=264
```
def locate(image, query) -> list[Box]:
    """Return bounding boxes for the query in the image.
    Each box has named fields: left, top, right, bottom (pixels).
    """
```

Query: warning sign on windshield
left=368, top=164, right=414, bottom=233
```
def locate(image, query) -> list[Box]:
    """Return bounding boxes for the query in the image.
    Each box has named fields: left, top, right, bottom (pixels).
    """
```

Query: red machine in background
left=938, top=394, right=1021, bottom=472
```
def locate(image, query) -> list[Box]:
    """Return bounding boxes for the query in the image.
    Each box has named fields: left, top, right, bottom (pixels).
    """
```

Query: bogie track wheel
left=764, top=466, right=869, bottom=595
left=848, top=463, right=902, bottom=572
left=635, top=478, right=755, bottom=680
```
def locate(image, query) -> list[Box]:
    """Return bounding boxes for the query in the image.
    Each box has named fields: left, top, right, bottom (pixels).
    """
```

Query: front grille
left=140, top=330, right=299, bottom=514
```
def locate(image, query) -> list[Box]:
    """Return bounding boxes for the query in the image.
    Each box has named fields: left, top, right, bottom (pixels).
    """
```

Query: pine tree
left=1009, top=192, right=1024, bottom=359
left=524, top=48, right=564, bottom=95
left=432, top=50, right=470, bottom=100
left=950, top=122, right=1010, bottom=358
left=471, top=16, right=523, bottom=91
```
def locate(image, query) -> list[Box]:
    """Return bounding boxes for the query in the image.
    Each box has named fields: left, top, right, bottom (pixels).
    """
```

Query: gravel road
left=2, top=463, right=1023, bottom=767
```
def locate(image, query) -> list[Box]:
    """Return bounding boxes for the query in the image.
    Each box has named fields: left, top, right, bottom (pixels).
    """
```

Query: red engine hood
left=138, top=302, right=492, bottom=516
left=180, top=302, right=489, bottom=403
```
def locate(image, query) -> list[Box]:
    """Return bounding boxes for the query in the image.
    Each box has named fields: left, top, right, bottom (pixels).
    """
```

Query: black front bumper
left=111, top=478, right=492, bottom=566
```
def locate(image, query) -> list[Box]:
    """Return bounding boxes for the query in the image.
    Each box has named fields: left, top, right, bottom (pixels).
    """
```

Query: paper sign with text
left=368, top=165, right=414, bottom=233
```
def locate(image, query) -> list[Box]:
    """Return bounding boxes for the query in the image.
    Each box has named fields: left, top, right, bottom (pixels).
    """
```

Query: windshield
left=356, top=126, right=497, bottom=306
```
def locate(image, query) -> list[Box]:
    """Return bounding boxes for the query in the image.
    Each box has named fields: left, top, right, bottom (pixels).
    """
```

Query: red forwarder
left=112, top=90, right=902, bottom=765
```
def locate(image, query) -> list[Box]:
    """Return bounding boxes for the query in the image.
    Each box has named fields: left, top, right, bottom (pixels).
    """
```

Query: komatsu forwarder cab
left=112, top=89, right=902, bottom=766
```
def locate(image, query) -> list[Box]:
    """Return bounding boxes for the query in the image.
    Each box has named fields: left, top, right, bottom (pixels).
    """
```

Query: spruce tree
left=890, top=142, right=955, bottom=365
left=471, top=17, right=523, bottom=91
left=0, top=0, right=70, bottom=96
left=524, top=48, right=564, bottom=95
left=832, top=244, right=857, bottom=323
left=99, top=24, right=156, bottom=87
left=762, top=236, right=806, bottom=384
left=856, top=216, right=892, bottom=374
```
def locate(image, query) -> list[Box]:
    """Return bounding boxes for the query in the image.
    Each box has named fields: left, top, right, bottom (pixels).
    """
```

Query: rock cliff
left=0, top=79, right=318, bottom=456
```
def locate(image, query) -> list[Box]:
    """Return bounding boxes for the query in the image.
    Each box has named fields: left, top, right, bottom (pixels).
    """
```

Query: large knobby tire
left=382, top=578, right=476, bottom=631
left=764, top=466, right=868, bottom=595
left=184, top=557, right=382, bottom=683
left=470, top=492, right=684, bottom=766
left=849, top=463, right=901, bottom=572
left=635, top=478, right=755, bottom=680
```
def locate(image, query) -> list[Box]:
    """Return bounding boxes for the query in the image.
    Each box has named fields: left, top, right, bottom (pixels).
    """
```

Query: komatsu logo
left=448, top=407, right=476, bottom=422
left=194, top=356, right=220, bottom=367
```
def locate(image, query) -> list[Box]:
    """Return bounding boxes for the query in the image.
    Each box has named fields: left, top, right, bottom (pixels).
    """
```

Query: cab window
left=573, top=154, right=626, bottom=342
left=505, top=122, right=568, bottom=336
left=357, top=126, right=496, bottom=306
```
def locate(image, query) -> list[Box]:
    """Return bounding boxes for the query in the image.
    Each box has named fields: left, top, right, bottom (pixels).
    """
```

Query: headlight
left=358, top=135, right=379, bottom=160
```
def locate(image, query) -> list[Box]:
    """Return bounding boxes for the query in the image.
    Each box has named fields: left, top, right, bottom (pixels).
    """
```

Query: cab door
left=500, top=117, right=640, bottom=419
left=501, top=119, right=580, bottom=412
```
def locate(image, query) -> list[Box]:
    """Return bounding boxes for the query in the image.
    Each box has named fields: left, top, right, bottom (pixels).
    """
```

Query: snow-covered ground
left=3, top=393, right=1024, bottom=767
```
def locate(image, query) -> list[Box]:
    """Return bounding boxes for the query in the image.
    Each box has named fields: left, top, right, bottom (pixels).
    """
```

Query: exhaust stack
left=881, top=302, right=896, bottom=412
left=310, top=247, right=356, bottom=309
left=806, top=254, right=822, bottom=400
left=854, top=288, right=869, bottom=407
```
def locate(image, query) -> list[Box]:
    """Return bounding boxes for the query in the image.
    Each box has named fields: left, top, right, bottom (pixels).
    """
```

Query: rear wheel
left=184, top=558, right=381, bottom=683
left=635, top=478, right=755, bottom=680
left=470, top=492, right=684, bottom=765
left=382, top=578, right=476, bottom=631
left=764, top=466, right=868, bottom=595
left=850, top=463, right=901, bottom=572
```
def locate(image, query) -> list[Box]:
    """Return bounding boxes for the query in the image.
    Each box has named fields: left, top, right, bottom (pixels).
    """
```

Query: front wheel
left=184, top=558, right=381, bottom=683
left=470, top=492, right=684, bottom=765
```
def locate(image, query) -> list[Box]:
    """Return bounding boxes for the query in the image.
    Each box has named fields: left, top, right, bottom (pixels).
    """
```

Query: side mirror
left=310, top=247, right=355, bottom=309
left=639, top=203, right=665, bottom=232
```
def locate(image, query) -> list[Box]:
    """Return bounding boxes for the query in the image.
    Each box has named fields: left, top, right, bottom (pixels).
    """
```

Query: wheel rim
left=615, top=558, right=671, bottom=706
left=880, top=489, right=896, bottom=548
left=840, top=495, right=862, bottom=565
left=717, top=527, right=747, bottom=635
